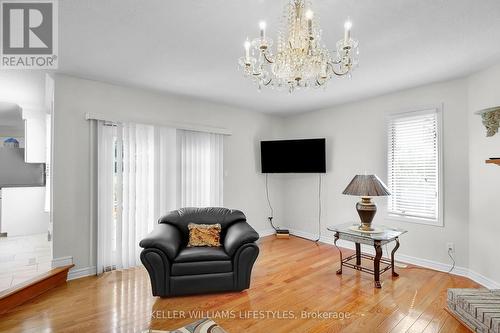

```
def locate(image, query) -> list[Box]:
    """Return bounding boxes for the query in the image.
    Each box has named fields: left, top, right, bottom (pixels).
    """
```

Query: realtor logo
left=1, top=0, right=58, bottom=69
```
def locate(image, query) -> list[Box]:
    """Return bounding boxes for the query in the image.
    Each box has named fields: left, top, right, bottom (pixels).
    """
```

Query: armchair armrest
left=224, top=222, right=259, bottom=256
left=139, top=223, right=182, bottom=260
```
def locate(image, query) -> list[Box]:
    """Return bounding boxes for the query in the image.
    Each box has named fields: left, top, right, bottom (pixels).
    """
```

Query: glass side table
left=327, top=223, right=407, bottom=288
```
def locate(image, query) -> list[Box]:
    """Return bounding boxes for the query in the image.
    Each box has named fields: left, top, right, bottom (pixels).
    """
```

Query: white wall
left=52, top=74, right=284, bottom=271
left=281, top=79, right=470, bottom=268
left=1, top=187, right=49, bottom=236
left=467, top=63, right=500, bottom=285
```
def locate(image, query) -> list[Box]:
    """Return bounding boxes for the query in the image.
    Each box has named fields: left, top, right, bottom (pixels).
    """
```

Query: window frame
left=385, top=106, right=444, bottom=227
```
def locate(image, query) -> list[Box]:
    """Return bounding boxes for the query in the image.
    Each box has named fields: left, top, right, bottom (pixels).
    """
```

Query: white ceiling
left=57, top=0, right=500, bottom=114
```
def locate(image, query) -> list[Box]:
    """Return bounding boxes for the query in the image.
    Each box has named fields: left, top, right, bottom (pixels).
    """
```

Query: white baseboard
left=258, top=228, right=276, bottom=238
left=288, top=228, right=499, bottom=290
left=68, top=266, right=97, bottom=281
left=52, top=256, right=73, bottom=268
left=52, top=256, right=96, bottom=281
left=288, top=228, right=326, bottom=243
left=468, top=270, right=500, bottom=290
left=395, top=253, right=468, bottom=278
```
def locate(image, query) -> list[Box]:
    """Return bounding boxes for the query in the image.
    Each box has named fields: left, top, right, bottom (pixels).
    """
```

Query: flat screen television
left=261, top=138, right=326, bottom=173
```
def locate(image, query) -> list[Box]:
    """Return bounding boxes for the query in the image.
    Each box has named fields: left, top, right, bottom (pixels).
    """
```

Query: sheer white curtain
left=97, top=123, right=223, bottom=273
left=154, top=126, right=178, bottom=219
left=118, top=123, right=156, bottom=270
left=177, top=130, right=223, bottom=207
left=97, top=121, right=117, bottom=273
left=97, top=122, right=173, bottom=273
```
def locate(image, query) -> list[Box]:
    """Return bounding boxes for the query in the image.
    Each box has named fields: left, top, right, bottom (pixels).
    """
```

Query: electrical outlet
left=446, top=242, right=455, bottom=253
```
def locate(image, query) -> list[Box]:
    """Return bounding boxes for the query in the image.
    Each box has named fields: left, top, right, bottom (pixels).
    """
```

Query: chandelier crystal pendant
left=238, top=0, right=359, bottom=92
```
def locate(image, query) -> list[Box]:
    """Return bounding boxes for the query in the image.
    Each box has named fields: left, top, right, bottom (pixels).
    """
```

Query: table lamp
left=342, top=174, right=391, bottom=231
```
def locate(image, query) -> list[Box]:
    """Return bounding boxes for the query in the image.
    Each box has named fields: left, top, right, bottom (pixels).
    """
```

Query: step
left=0, top=264, right=74, bottom=315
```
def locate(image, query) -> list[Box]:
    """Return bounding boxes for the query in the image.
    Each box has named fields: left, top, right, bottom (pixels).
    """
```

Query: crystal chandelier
left=238, top=0, right=359, bottom=92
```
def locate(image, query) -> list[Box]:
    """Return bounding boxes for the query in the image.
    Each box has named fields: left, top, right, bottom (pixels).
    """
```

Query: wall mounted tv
left=261, top=138, right=326, bottom=173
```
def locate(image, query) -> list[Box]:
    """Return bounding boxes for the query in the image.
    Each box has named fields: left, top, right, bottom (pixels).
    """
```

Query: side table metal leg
left=391, top=237, right=400, bottom=277
left=374, top=241, right=382, bottom=288
left=355, top=243, right=361, bottom=266
left=334, top=232, right=342, bottom=275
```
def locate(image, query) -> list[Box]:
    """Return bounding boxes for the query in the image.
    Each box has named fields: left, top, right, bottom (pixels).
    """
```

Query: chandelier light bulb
left=344, top=19, right=352, bottom=41
left=259, top=21, right=266, bottom=39
left=305, top=10, right=314, bottom=35
left=244, top=39, right=251, bottom=60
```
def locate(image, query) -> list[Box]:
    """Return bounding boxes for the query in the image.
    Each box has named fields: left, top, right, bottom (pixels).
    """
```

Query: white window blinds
left=387, top=109, right=441, bottom=223
left=97, top=122, right=224, bottom=274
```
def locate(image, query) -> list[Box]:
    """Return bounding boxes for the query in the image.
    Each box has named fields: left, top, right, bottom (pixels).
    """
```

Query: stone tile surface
left=0, top=233, right=52, bottom=292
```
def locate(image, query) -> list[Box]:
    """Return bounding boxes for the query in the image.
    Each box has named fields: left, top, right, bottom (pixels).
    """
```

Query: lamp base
left=356, top=197, right=377, bottom=231
left=349, top=225, right=384, bottom=234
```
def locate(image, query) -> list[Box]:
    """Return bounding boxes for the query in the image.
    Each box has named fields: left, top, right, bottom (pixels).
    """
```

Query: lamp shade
left=342, top=175, right=391, bottom=197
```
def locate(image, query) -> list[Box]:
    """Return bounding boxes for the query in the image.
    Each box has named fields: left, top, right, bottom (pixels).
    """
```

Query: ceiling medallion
left=239, top=0, right=359, bottom=93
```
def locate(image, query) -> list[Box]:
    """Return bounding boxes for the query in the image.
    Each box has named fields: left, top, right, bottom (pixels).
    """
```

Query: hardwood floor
left=0, top=236, right=478, bottom=333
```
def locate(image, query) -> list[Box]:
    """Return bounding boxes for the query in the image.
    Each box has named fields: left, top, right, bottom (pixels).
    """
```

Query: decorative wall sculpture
left=477, top=106, right=500, bottom=137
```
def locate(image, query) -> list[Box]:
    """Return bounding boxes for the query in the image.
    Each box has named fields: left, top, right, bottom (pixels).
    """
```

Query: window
left=387, top=108, right=442, bottom=225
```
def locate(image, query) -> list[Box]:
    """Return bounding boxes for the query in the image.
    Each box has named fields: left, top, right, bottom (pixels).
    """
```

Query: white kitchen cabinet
left=22, top=109, right=47, bottom=163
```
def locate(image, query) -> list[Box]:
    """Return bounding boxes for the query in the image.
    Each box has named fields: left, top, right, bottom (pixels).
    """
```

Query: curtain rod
left=85, top=112, right=232, bottom=135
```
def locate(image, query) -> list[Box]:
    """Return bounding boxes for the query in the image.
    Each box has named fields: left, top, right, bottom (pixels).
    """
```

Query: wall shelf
left=485, top=159, right=500, bottom=166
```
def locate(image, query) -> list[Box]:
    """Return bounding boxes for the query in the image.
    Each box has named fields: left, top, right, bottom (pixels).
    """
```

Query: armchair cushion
left=171, top=261, right=232, bottom=276
left=224, top=221, right=259, bottom=256
left=174, top=247, right=230, bottom=263
left=139, top=223, right=182, bottom=260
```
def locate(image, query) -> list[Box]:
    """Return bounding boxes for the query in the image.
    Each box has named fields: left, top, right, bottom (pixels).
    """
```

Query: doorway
left=0, top=101, right=52, bottom=292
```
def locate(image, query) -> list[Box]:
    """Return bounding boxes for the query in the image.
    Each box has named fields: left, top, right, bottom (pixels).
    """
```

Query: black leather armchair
left=139, top=207, right=260, bottom=297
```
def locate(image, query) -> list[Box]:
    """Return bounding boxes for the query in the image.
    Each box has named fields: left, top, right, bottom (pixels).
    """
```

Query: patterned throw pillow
left=187, top=223, right=222, bottom=247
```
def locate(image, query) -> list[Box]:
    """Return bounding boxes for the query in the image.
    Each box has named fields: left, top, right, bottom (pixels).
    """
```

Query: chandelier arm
left=327, top=62, right=350, bottom=77
left=263, top=78, right=273, bottom=86
left=263, top=52, right=274, bottom=64
left=331, top=68, right=350, bottom=77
